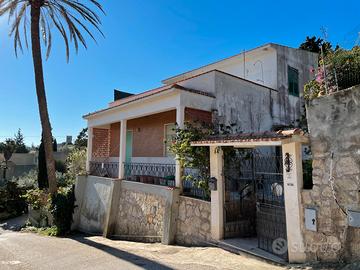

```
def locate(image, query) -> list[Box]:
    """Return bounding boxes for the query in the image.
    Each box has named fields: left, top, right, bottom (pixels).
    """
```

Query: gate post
left=210, top=146, right=224, bottom=241
left=282, top=141, right=306, bottom=263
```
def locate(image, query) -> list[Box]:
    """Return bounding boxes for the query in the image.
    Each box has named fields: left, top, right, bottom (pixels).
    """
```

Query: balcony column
left=86, top=127, right=93, bottom=172
left=175, top=106, right=185, bottom=190
left=118, top=119, right=127, bottom=179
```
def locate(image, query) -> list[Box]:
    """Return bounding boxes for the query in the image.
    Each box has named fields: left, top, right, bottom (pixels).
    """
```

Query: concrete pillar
left=103, top=179, right=122, bottom=238
left=282, top=141, right=306, bottom=263
left=71, top=175, right=87, bottom=231
left=176, top=106, right=185, bottom=128
left=210, top=146, right=224, bottom=241
left=118, top=119, right=127, bottom=179
left=162, top=188, right=180, bottom=245
left=175, top=106, right=185, bottom=190
left=86, top=127, right=93, bottom=172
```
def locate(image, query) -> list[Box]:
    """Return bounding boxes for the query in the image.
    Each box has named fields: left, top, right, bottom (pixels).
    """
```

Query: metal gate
left=254, top=154, right=287, bottom=260
left=224, top=149, right=256, bottom=238
left=223, top=149, right=288, bottom=260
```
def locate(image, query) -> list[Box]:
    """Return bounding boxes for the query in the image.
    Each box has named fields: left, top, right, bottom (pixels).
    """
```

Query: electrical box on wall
left=305, top=208, right=317, bottom=231
left=348, top=210, right=360, bottom=228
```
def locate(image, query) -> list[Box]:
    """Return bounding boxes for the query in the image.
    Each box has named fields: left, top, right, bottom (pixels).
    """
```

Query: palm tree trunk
left=30, top=2, right=57, bottom=194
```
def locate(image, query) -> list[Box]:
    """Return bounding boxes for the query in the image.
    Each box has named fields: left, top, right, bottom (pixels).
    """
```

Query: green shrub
left=39, top=226, right=59, bottom=236
left=0, top=181, right=28, bottom=219
left=23, top=188, right=49, bottom=210
left=55, top=160, right=66, bottom=173
left=303, top=160, right=313, bottom=189
left=65, top=148, right=87, bottom=184
left=14, top=169, right=38, bottom=189
left=50, top=186, right=75, bottom=236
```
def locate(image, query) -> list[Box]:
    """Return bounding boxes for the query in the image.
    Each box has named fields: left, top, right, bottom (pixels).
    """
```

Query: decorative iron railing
left=124, top=162, right=176, bottom=187
left=89, top=161, right=119, bottom=178
left=182, top=167, right=210, bottom=201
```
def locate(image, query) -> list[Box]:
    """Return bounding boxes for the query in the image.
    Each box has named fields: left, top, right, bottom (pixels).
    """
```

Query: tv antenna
left=320, top=27, right=329, bottom=94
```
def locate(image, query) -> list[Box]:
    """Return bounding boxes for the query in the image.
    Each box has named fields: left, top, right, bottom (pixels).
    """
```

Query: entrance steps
left=209, top=237, right=287, bottom=266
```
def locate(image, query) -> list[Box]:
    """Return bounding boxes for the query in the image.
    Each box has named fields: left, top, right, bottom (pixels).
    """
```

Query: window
left=164, top=123, right=176, bottom=157
left=288, top=66, right=299, bottom=96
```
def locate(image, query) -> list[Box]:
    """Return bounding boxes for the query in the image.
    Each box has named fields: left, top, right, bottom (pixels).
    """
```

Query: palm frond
left=0, top=0, right=104, bottom=61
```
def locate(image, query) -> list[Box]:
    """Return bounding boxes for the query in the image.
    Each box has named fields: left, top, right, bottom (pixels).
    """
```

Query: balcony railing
left=89, top=161, right=119, bottom=178
left=124, top=162, right=176, bottom=187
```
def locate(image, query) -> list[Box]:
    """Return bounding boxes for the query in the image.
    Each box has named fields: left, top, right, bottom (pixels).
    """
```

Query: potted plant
left=165, top=175, right=175, bottom=187
left=153, top=177, right=160, bottom=185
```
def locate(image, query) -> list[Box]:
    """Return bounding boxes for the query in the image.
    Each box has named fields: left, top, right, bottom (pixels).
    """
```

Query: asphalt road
left=0, top=217, right=354, bottom=270
left=0, top=220, right=285, bottom=270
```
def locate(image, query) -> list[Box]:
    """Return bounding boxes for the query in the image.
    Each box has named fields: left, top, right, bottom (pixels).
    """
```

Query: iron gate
left=223, top=149, right=288, bottom=260
left=254, top=154, right=287, bottom=260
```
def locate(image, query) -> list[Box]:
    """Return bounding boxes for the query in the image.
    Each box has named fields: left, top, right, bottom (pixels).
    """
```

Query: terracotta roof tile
left=192, top=129, right=304, bottom=144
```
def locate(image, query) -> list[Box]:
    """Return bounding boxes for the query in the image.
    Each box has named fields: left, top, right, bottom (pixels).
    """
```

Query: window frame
left=288, top=65, right=299, bottom=97
left=164, top=123, right=176, bottom=157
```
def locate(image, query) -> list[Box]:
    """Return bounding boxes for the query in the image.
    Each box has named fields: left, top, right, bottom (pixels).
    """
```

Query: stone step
left=208, top=239, right=287, bottom=266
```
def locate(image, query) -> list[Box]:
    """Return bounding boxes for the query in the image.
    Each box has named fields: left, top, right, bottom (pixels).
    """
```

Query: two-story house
left=83, top=43, right=318, bottom=186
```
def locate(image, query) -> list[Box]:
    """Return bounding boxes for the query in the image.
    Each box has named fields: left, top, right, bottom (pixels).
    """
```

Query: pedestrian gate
left=223, top=149, right=288, bottom=260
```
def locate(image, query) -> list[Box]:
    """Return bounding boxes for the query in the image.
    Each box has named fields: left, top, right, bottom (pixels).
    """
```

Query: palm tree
left=0, top=0, right=104, bottom=194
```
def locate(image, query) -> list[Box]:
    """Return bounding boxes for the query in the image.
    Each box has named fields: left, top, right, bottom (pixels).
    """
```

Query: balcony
left=89, top=161, right=119, bottom=178
left=124, top=162, right=176, bottom=187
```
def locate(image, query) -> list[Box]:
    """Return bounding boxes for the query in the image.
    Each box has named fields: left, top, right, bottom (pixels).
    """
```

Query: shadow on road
left=73, top=234, right=174, bottom=270
left=0, top=215, right=27, bottom=232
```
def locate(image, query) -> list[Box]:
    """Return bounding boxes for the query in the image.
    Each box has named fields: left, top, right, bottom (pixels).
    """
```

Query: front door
left=126, top=130, right=133, bottom=162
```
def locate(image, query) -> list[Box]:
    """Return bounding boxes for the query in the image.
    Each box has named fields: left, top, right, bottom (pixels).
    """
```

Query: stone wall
left=114, top=187, right=166, bottom=242
left=73, top=176, right=213, bottom=246
left=304, top=86, right=360, bottom=261
left=176, top=196, right=211, bottom=245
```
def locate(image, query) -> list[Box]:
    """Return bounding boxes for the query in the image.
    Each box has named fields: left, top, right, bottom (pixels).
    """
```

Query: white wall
left=163, top=44, right=278, bottom=90
left=0, top=153, right=36, bottom=166
left=218, top=49, right=278, bottom=89
left=213, top=71, right=278, bottom=132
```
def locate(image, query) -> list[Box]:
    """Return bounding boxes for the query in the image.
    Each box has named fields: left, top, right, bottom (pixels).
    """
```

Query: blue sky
left=1, top=0, right=359, bottom=146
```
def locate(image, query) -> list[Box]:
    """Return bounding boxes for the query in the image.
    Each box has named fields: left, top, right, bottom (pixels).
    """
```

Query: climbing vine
left=169, top=122, right=212, bottom=189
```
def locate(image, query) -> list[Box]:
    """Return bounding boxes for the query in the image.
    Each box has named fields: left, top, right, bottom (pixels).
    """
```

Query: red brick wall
left=103, top=108, right=212, bottom=159
left=109, top=123, right=120, bottom=157
left=185, top=108, right=212, bottom=124
left=92, top=128, right=110, bottom=158
left=128, top=110, right=176, bottom=157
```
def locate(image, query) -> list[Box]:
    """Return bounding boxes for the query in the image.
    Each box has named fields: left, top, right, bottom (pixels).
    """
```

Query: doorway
left=125, top=130, right=133, bottom=162
left=223, top=148, right=288, bottom=260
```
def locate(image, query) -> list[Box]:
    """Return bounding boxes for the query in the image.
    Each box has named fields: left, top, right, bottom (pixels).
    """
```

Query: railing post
left=118, top=120, right=127, bottom=179
left=86, top=127, right=93, bottom=172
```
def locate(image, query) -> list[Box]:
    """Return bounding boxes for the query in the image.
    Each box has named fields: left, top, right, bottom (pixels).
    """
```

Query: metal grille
left=124, top=162, right=176, bottom=186
left=182, top=167, right=210, bottom=201
left=223, top=149, right=287, bottom=260
left=89, top=161, right=119, bottom=178
left=224, top=150, right=257, bottom=238
left=254, top=155, right=287, bottom=260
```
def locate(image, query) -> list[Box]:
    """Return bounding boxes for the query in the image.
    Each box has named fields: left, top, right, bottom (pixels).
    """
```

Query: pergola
left=191, top=129, right=309, bottom=263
